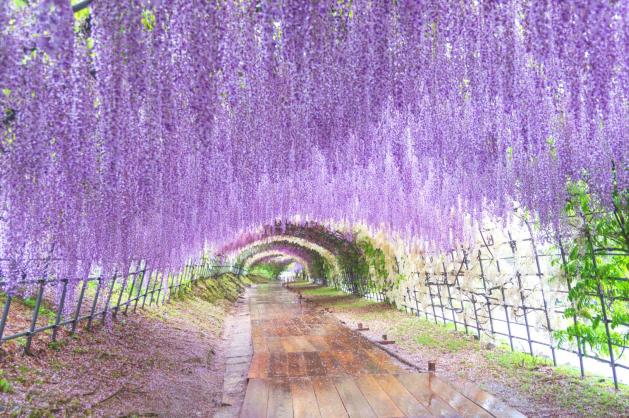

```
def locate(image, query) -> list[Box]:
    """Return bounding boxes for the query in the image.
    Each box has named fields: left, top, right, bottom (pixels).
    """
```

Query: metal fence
left=331, top=225, right=628, bottom=390
left=0, top=262, right=238, bottom=354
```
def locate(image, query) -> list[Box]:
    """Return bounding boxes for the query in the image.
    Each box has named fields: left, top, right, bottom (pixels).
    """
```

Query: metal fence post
left=101, top=274, right=117, bottom=323
left=113, top=270, right=129, bottom=317
left=426, top=272, right=438, bottom=324
left=477, top=250, right=495, bottom=336
left=87, top=277, right=102, bottom=330
left=161, top=270, right=169, bottom=305
left=133, top=269, right=146, bottom=312
left=24, top=279, right=46, bottom=354
left=71, top=279, right=88, bottom=334
left=123, top=270, right=138, bottom=315
left=0, top=294, right=13, bottom=344
left=508, top=232, right=534, bottom=356
left=149, top=272, right=160, bottom=306
left=142, top=270, right=154, bottom=309
left=500, top=286, right=515, bottom=351
left=583, top=223, right=619, bottom=389
left=525, top=221, right=557, bottom=366
left=442, top=261, right=458, bottom=330
left=52, top=279, right=68, bottom=342
left=557, top=237, right=585, bottom=378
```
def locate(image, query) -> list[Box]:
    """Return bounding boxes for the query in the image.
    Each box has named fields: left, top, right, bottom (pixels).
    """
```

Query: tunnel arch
left=220, top=221, right=371, bottom=290
left=232, top=236, right=340, bottom=278
left=234, top=239, right=335, bottom=281
left=244, top=250, right=312, bottom=277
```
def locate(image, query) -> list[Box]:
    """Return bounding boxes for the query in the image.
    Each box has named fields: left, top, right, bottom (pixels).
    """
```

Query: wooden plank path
left=240, top=283, right=525, bottom=418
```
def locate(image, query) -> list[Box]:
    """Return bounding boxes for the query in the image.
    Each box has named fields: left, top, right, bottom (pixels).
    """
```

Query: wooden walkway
left=240, top=283, right=525, bottom=418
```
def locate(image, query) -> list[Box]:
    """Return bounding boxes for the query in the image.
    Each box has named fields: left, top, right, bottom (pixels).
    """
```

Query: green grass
left=485, top=348, right=553, bottom=370
left=47, top=340, right=65, bottom=351
left=301, top=286, right=377, bottom=309
left=392, top=316, right=478, bottom=352
left=22, top=297, right=57, bottom=323
left=301, top=286, right=346, bottom=297
left=287, top=280, right=316, bottom=289
left=0, top=378, right=12, bottom=393
left=247, top=264, right=284, bottom=280
left=483, top=346, right=629, bottom=416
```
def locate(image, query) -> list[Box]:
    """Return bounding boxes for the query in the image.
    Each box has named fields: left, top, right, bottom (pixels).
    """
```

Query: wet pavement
left=240, top=283, right=525, bottom=418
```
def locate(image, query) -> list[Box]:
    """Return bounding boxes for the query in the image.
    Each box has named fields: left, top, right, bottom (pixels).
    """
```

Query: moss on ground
left=287, top=280, right=317, bottom=289
left=194, top=273, right=248, bottom=302
left=301, top=286, right=377, bottom=309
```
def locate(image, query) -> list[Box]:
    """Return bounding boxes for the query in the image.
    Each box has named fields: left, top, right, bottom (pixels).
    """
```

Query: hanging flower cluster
left=0, top=1, right=626, bottom=285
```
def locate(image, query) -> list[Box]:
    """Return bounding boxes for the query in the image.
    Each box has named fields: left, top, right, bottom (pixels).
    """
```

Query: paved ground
left=239, top=283, right=525, bottom=418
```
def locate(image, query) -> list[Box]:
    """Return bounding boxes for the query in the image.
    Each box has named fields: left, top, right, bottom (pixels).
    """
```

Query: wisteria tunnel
left=0, top=0, right=628, bottom=417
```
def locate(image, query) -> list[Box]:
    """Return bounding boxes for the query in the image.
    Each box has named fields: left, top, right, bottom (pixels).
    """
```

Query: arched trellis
left=244, top=250, right=311, bottom=278
left=222, top=222, right=370, bottom=277
left=233, top=238, right=336, bottom=281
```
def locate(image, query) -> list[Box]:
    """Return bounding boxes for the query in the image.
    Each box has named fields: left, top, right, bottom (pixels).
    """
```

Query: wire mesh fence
left=0, top=261, right=238, bottom=355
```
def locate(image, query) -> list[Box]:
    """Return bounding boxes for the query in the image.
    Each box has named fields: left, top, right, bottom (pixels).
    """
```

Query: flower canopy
left=0, top=0, right=626, bottom=282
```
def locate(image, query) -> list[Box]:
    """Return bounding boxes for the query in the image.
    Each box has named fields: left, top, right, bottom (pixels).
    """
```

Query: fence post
left=176, top=266, right=185, bottom=297
left=113, top=270, right=129, bottom=317
left=52, top=279, right=68, bottom=342
left=525, top=220, right=557, bottom=366
left=435, top=271, right=446, bottom=325
left=583, top=223, right=619, bottom=390
left=425, top=272, right=438, bottom=324
left=123, top=269, right=138, bottom=315
left=71, top=279, right=88, bottom=334
left=557, top=237, right=585, bottom=378
left=168, top=271, right=175, bottom=302
left=405, top=287, right=412, bottom=315
left=155, top=271, right=165, bottom=305
left=508, top=232, right=534, bottom=356
left=457, top=251, right=470, bottom=335
left=161, top=270, right=169, bottom=305
left=87, top=277, right=102, bottom=330
left=0, top=294, right=13, bottom=344
left=471, top=295, right=481, bottom=340
left=500, top=287, right=515, bottom=351
left=142, top=270, right=154, bottom=309
left=477, top=250, right=495, bottom=336
left=24, top=279, right=46, bottom=354
left=133, top=269, right=147, bottom=312
left=442, top=261, right=458, bottom=330
left=101, top=274, right=117, bottom=323
left=149, top=272, right=161, bottom=306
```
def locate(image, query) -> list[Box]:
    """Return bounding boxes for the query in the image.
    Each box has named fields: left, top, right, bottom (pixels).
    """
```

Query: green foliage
left=484, top=346, right=629, bottom=415
left=248, top=263, right=285, bottom=280
left=301, top=286, right=375, bottom=309
left=301, top=287, right=346, bottom=298
left=47, top=341, right=64, bottom=351
left=22, top=297, right=57, bottom=322
left=0, top=377, right=12, bottom=394
left=141, top=8, right=157, bottom=31
left=553, top=180, right=628, bottom=356
left=309, top=255, right=334, bottom=279
left=12, top=0, right=28, bottom=8
left=333, top=234, right=393, bottom=297
left=356, top=237, right=388, bottom=280
left=485, top=350, right=553, bottom=370
left=71, top=0, right=91, bottom=20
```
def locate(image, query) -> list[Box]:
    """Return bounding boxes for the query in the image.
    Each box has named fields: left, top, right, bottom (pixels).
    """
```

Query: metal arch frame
left=235, top=240, right=330, bottom=279
left=72, top=0, right=94, bottom=13
left=230, top=235, right=342, bottom=278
